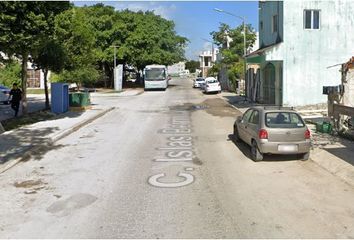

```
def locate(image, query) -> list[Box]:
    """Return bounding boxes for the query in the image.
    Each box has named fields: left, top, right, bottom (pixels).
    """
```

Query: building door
left=263, top=63, right=276, bottom=104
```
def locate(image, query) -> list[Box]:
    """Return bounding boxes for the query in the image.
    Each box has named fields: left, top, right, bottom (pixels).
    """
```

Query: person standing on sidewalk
left=8, top=83, right=22, bottom=117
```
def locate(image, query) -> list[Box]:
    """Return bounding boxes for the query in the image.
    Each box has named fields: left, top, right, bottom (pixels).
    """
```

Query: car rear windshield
left=207, top=80, right=218, bottom=83
left=196, top=79, right=204, bottom=82
left=265, top=112, right=305, bottom=128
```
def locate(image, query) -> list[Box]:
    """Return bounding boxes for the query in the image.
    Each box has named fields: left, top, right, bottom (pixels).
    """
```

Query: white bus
left=144, top=65, right=169, bottom=90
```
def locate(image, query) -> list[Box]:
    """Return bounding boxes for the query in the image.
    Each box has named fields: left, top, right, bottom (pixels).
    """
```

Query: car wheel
left=233, top=125, right=240, bottom=142
left=251, top=140, right=263, bottom=162
left=299, top=152, right=310, bottom=161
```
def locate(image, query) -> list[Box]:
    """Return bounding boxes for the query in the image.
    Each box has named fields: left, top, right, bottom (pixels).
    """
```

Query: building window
left=260, top=21, right=263, bottom=30
left=304, top=10, right=320, bottom=29
left=272, top=15, right=278, bottom=33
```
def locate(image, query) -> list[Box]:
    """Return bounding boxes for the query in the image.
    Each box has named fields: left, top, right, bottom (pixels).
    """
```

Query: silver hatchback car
left=233, top=106, right=311, bottom=161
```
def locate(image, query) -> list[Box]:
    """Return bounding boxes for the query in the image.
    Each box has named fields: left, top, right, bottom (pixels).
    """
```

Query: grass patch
left=27, top=89, right=45, bottom=94
left=1, top=110, right=55, bottom=131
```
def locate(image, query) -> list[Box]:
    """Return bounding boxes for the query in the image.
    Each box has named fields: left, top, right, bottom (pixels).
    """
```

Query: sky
left=73, top=1, right=259, bottom=60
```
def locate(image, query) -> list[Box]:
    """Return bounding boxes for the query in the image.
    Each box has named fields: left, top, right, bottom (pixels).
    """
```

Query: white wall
left=168, top=62, right=185, bottom=75
left=282, top=0, right=354, bottom=106
left=259, top=1, right=284, bottom=48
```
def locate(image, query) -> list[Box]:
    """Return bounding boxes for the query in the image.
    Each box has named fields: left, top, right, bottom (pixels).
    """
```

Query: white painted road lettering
left=148, top=172, right=194, bottom=188
left=149, top=111, right=196, bottom=188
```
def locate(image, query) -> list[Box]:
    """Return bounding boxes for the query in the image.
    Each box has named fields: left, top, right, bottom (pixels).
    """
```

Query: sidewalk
left=218, top=92, right=354, bottom=187
left=0, top=105, right=114, bottom=174
left=91, top=89, right=143, bottom=98
left=0, top=88, right=145, bottom=174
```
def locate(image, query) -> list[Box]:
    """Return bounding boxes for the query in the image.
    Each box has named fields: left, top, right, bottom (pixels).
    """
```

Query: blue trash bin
left=51, top=83, right=69, bottom=114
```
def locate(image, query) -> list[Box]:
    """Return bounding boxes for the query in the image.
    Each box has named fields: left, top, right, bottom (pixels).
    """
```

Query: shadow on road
left=323, top=140, right=354, bottom=167
left=0, top=127, right=65, bottom=164
left=0, top=110, right=85, bottom=164
left=227, top=134, right=302, bottom=162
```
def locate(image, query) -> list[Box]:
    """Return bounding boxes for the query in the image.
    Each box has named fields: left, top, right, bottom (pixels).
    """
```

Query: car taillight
left=258, top=129, right=268, bottom=139
left=305, top=129, right=311, bottom=139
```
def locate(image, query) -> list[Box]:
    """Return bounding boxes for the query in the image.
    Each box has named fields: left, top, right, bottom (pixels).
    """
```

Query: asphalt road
left=0, top=77, right=354, bottom=238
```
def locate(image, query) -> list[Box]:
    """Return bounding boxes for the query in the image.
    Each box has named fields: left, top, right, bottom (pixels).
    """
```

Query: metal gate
left=263, top=63, right=276, bottom=104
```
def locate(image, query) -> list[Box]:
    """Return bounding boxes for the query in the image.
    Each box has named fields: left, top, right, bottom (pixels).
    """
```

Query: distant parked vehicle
left=0, top=85, right=10, bottom=104
left=203, top=77, right=221, bottom=93
left=233, top=106, right=311, bottom=161
left=193, top=78, right=205, bottom=88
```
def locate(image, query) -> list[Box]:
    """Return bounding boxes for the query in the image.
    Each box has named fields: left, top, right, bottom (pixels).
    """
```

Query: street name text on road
left=148, top=111, right=195, bottom=188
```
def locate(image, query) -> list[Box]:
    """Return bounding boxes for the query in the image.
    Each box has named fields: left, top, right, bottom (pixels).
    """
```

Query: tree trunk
left=102, top=64, right=107, bottom=88
left=21, top=53, right=28, bottom=115
left=44, top=69, right=50, bottom=110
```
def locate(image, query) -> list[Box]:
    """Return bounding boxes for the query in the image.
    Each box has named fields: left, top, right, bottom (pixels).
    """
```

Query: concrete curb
left=50, top=107, right=115, bottom=142
left=0, top=107, right=115, bottom=175
left=310, top=147, right=354, bottom=187
left=92, top=89, right=144, bottom=97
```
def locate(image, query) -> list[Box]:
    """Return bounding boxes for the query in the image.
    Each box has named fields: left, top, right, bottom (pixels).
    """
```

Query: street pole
left=111, top=45, right=117, bottom=89
left=214, top=8, right=247, bottom=95
left=114, top=46, right=117, bottom=70
left=243, top=18, right=247, bottom=97
left=243, top=18, right=246, bottom=57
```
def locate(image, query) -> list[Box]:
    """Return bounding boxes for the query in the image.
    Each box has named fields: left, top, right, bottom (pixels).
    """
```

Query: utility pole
left=214, top=8, right=247, bottom=95
left=111, top=45, right=120, bottom=90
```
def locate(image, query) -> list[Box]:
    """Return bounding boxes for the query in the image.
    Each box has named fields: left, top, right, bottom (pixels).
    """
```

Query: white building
left=199, top=48, right=219, bottom=78
left=167, top=62, right=186, bottom=76
left=27, top=62, right=50, bottom=89
left=246, top=0, right=354, bottom=107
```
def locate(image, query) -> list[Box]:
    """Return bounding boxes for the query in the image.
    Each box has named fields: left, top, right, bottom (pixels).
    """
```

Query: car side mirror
left=237, top=116, right=242, bottom=122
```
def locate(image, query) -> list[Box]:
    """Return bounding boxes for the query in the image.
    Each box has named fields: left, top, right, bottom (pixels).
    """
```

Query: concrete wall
left=343, top=69, right=354, bottom=107
left=259, top=1, right=283, bottom=48
left=282, top=0, right=354, bottom=106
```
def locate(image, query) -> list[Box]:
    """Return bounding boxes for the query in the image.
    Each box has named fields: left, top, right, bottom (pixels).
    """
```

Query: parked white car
left=0, top=85, right=10, bottom=104
left=203, top=77, right=221, bottom=93
left=193, top=78, right=205, bottom=88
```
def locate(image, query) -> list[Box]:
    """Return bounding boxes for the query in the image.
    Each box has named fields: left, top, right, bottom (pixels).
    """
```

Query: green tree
left=79, top=4, right=119, bottom=87
left=210, top=23, right=256, bottom=91
left=116, top=10, right=188, bottom=80
left=0, top=60, right=21, bottom=87
left=33, top=40, right=66, bottom=109
left=0, top=1, right=70, bottom=114
left=54, top=7, right=99, bottom=88
left=185, top=60, right=200, bottom=74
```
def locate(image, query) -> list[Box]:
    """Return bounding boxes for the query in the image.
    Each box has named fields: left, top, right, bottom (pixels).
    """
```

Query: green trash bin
left=316, top=122, right=332, bottom=133
left=69, top=92, right=90, bottom=107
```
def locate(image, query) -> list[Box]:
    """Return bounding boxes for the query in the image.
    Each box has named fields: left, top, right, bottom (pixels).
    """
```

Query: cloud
left=114, top=2, right=176, bottom=19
